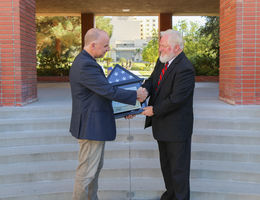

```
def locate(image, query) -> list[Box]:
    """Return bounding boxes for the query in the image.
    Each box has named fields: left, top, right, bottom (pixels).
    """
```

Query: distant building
left=110, top=39, right=146, bottom=62
left=109, top=16, right=158, bottom=62
left=137, top=16, right=158, bottom=40
left=110, top=16, right=141, bottom=41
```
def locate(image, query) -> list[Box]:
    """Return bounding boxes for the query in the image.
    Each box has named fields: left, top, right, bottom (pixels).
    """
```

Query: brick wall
left=219, top=0, right=260, bottom=104
left=0, top=0, right=37, bottom=106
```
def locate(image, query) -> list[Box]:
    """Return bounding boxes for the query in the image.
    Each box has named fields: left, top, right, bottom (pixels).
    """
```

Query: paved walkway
left=2, top=82, right=258, bottom=113
left=30, top=82, right=221, bottom=107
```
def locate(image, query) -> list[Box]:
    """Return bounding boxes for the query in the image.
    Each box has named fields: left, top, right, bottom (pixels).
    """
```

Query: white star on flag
left=107, top=65, right=140, bottom=84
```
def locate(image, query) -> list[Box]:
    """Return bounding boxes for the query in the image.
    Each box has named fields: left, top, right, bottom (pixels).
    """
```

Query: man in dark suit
left=69, top=28, right=147, bottom=200
left=141, top=29, right=195, bottom=200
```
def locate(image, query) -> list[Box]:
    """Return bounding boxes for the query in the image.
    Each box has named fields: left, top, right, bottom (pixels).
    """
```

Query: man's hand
left=141, top=106, right=154, bottom=117
left=124, top=114, right=136, bottom=119
left=137, top=87, right=148, bottom=102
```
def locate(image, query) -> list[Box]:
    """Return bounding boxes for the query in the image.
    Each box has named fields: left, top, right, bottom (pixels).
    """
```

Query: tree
left=36, top=16, right=81, bottom=54
left=103, top=57, right=113, bottom=67
left=142, top=29, right=159, bottom=69
left=95, top=16, right=113, bottom=37
left=36, top=16, right=113, bottom=76
left=173, top=19, right=219, bottom=76
left=36, top=16, right=81, bottom=76
left=199, top=16, right=219, bottom=68
left=119, top=57, right=127, bottom=67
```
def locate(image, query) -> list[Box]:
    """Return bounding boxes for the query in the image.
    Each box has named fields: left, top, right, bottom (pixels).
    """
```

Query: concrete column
left=81, top=13, right=94, bottom=49
left=0, top=0, right=37, bottom=106
left=159, top=13, right=172, bottom=33
left=219, top=0, right=260, bottom=104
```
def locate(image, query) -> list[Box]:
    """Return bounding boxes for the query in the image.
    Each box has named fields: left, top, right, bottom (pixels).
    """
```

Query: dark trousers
left=158, top=137, right=191, bottom=200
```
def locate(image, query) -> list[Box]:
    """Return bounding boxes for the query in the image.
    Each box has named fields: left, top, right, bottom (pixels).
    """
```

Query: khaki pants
left=72, top=139, right=105, bottom=200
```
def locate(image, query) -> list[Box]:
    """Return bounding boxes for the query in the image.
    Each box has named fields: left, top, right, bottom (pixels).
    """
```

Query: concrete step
left=2, top=141, right=260, bottom=165
left=1, top=157, right=260, bottom=185
left=116, top=117, right=146, bottom=128
left=191, top=143, right=260, bottom=162
left=0, top=127, right=153, bottom=147
left=193, top=129, right=260, bottom=145
left=0, top=106, right=71, bottom=119
left=194, top=116, right=260, bottom=131
left=191, top=160, right=260, bottom=183
left=191, top=178, right=260, bottom=200
left=0, top=158, right=157, bottom=184
left=0, top=143, right=79, bottom=164
left=1, top=101, right=259, bottom=120
left=0, top=178, right=157, bottom=200
left=0, top=179, right=73, bottom=200
left=0, top=160, right=76, bottom=184
left=0, top=142, right=158, bottom=164
left=115, top=127, right=154, bottom=142
left=1, top=126, right=260, bottom=149
left=1, top=96, right=260, bottom=200
left=194, top=104, right=260, bottom=118
left=2, top=126, right=260, bottom=151
left=0, top=116, right=145, bottom=132
left=1, top=177, right=260, bottom=200
left=0, top=117, right=71, bottom=132
left=3, top=114, right=259, bottom=134
left=0, top=129, right=74, bottom=147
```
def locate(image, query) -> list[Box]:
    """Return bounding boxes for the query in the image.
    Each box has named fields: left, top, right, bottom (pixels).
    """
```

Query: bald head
left=84, top=28, right=108, bottom=46
left=84, top=28, right=110, bottom=58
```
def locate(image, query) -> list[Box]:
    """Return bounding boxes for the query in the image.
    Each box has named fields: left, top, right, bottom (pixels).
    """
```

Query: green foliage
left=119, top=57, right=127, bottom=67
left=36, top=16, right=81, bottom=76
left=142, top=29, right=159, bottom=70
left=131, top=64, right=145, bottom=71
left=37, top=47, right=72, bottom=76
left=36, top=16, right=81, bottom=52
left=36, top=16, right=113, bottom=76
left=95, top=16, right=113, bottom=38
left=103, top=57, right=113, bottom=67
left=173, top=17, right=219, bottom=76
left=199, top=16, right=220, bottom=68
left=141, top=19, right=219, bottom=76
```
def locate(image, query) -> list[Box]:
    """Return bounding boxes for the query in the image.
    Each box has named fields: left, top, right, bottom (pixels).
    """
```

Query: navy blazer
left=69, top=50, right=137, bottom=141
left=142, top=52, right=195, bottom=142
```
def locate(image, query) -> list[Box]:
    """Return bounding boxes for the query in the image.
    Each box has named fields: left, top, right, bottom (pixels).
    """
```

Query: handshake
left=125, top=87, right=154, bottom=119
left=136, top=87, right=148, bottom=102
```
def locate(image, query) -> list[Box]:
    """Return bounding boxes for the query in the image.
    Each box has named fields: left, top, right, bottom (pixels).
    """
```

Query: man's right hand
left=137, top=87, right=148, bottom=102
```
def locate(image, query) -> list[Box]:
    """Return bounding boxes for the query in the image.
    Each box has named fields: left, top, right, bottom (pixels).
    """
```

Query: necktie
left=156, top=62, right=169, bottom=90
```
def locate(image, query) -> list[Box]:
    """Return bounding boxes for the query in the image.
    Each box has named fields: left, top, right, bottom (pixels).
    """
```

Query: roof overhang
left=36, top=0, right=219, bottom=16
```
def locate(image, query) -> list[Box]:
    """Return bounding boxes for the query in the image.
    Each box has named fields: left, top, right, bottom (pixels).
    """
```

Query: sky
left=172, top=16, right=206, bottom=26
left=134, top=16, right=206, bottom=26
left=107, top=16, right=206, bottom=26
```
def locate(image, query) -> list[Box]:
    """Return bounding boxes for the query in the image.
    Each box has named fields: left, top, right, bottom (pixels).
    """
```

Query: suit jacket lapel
left=154, top=52, right=185, bottom=97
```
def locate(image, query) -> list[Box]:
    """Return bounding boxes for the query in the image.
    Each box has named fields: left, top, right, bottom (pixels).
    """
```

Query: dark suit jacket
left=142, top=52, right=195, bottom=142
left=69, top=50, right=137, bottom=141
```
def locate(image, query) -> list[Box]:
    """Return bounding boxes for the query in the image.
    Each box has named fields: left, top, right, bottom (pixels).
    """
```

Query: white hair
left=160, top=29, right=184, bottom=50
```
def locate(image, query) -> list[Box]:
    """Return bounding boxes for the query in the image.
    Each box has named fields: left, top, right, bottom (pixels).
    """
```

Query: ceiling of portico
left=36, top=0, right=219, bottom=16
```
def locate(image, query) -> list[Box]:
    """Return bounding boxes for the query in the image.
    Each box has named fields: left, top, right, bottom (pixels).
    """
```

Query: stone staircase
left=191, top=102, right=260, bottom=200
left=0, top=83, right=260, bottom=200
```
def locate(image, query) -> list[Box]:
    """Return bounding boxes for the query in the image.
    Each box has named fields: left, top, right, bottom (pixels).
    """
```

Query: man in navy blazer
left=141, top=30, right=195, bottom=200
left=69, top=28, right=147, bottom=200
